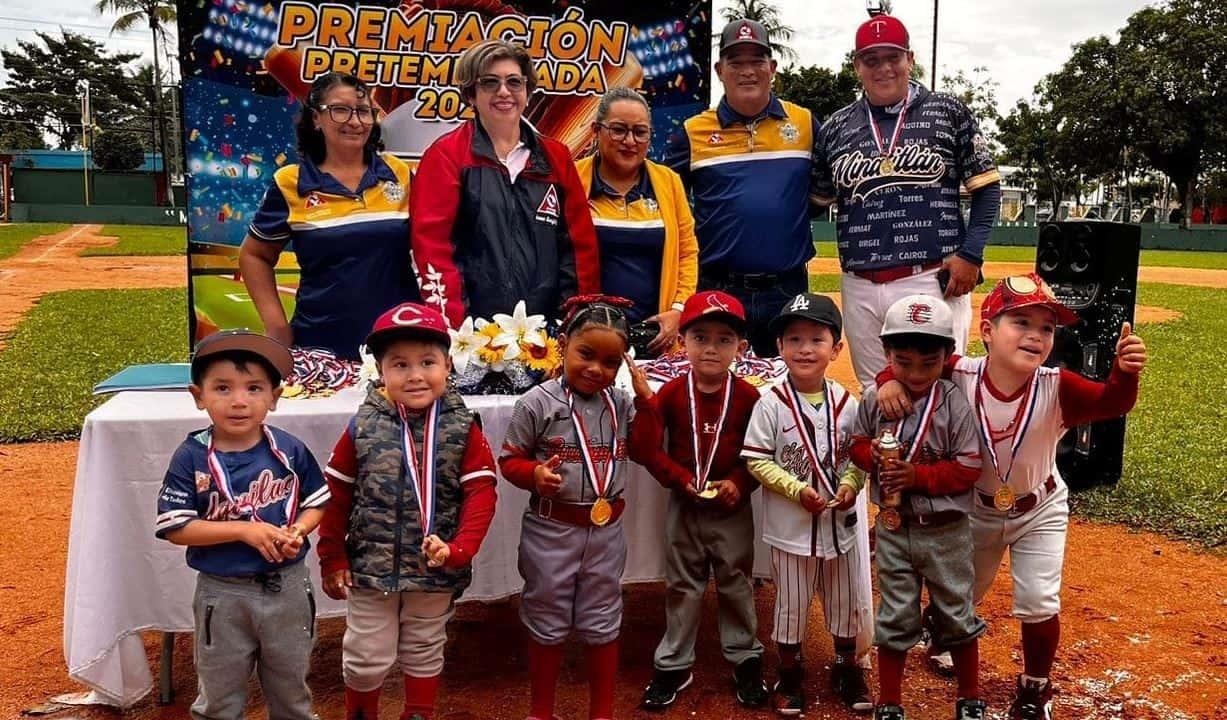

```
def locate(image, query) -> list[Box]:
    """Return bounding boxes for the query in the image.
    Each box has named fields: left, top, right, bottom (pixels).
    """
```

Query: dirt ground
left=0, top=226, right=1224, bottom=720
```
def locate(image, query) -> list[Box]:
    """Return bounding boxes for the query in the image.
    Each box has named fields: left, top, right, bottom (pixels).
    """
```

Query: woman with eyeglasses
left=239, top=72, right=417, bottom=360
left=574, top=87, right=698, bottom=357
left=411, top=39, right=600, bottom=329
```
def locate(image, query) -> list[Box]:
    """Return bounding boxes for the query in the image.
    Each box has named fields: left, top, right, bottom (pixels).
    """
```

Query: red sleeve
left=850, top=436, right=875, bottom=472
left=913, top=459, right=981, bottom=496
left=410, top=134, right=468, bottom=327
left=554, top=143, right=601, bottom=294
left=444, top=422, right=498, bottom=568
left=1058, top=364, right=1139, bottom=427
left=317, top=426, right=357, bottom=575
left=626, top=388, right=694, bottom=490
left=876, top=353, right=961, bottom=387
left=497, top=445, right=538, bottom=492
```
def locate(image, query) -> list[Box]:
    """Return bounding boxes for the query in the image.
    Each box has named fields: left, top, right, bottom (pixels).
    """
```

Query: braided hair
left=560, top=294, right=633, bottom=346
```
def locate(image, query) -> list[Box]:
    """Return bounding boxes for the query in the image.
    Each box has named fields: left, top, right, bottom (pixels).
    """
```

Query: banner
left=176, top=0, right=714, bottom=342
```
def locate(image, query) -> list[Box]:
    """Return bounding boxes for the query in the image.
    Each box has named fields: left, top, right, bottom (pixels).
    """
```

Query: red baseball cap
left=981, top=273, right=1078, bottom=326
left=855, top=15, right=910, bottom=55
left=365, top=302, right=451, bottom=350
left=679, top=291, right=747, bottom=334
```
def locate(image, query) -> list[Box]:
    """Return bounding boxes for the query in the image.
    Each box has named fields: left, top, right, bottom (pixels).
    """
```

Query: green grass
left=1070, top=282, right=1226, bottom=549
left=813, top=241, right=1227, bottom=269
left=0, top=223, right=70, bottom=260
left=81, top=224, right=186, bottom=256
left=0, top=288, right=187, bottom=443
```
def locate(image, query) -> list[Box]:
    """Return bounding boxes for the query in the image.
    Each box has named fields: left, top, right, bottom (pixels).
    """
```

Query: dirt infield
left=0, top=224, right=183, bottom=342
left=0, top=226, right=1224, bottom=719
left=1, top=441, right=1224, bottom=720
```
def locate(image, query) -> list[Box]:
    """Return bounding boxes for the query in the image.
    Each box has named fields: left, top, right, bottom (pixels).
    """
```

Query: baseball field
left=0, top=224, right=1222, bottom=720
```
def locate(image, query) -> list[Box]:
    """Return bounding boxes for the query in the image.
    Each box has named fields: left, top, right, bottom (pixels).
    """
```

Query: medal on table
left=784, top=378, right=841, bottom=503
left=865, top=94, right=909, bottom=176
left=399, top=400, right=441, bottom=536
left=689, top=371, right=733, bottom=501
left=974, top=364, right=1040, bottom=513
left=566, top=387, right=620, bottom=527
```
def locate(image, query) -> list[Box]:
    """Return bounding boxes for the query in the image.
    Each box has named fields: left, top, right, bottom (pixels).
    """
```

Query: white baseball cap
left=880, top=294, right=955, bottom=341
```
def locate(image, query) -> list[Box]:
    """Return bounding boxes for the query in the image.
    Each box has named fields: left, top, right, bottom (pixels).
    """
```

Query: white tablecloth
left=65, top=387, right=791, bottom=707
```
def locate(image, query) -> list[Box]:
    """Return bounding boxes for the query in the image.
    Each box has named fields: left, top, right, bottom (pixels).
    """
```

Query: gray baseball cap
left=880, top=294, right=955, bottom=341
left=719, top=18, right=772, bottom=57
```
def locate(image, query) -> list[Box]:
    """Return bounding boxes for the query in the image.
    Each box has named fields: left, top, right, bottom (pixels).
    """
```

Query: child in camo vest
left=499, top=295, right=637, bottom=720
left=317, top=302, right=499, bottom=720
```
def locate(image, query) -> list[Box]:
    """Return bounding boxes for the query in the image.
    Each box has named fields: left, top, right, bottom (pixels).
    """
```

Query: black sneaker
left=830, top=657, right=873, bottom=714
left=771, top=664, right=805, bottom=716
left=1008, top=676, right=1053, bottom=720
left=640, top=668, right=693, bottom=710
left=874, top=704, right=907, bottom=720
left=732, top=656, right=770, bottom=708
left=955, top=698, right=988, bottom=720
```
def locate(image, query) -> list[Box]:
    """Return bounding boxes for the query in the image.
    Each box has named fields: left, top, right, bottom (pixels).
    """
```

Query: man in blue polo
left=666, top=18, right=818, bottom=357
left=811, top=14, right=1001, bottom=389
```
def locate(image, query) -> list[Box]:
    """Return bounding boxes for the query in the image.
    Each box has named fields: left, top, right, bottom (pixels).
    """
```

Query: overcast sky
left=0, top=0, right=1157, bottom=114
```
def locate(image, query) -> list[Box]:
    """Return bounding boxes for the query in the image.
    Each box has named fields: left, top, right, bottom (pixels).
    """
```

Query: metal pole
left=80, top=80, right=91, bottom=207
left=931, top=0, right=939, bottom=91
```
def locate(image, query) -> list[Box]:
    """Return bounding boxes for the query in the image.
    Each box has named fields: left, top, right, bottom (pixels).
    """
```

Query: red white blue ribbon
left=566, top=387, right=619, bottom=500
left=865, top=93, right=910, bottom=161
left=895, top=382, right=941, bottom=463
left=784, top=378, right=840, bottom=496
left=973, top=365, right=1040, bottom=489
left=687, top=370, right=734, bottom=490
left=398, top=399, right=441, bottom=536
left=205, top=426, right=300, bottom=525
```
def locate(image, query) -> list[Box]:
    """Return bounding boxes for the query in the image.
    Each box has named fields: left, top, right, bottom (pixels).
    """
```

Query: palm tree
left=94, top=0, right=176, bottom=204
left=720, top=0, right=799, bottom=65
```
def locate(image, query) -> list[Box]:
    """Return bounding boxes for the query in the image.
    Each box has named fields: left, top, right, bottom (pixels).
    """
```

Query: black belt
left=704, top=266, right=803, bottom=290
left=977, top=476, right=1057, bottom=514
left=891, top=509, right=965, bottom=529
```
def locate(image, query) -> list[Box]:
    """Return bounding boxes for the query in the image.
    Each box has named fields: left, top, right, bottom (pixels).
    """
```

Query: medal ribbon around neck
left=206, top=426, right=301, bottom=525
left=784, top=378, right=840, bottom=496
left=865, top=93, right=910, bottom=162
left=894, top=382, right=941, bottom=463
left=566, top=387, right=619, bottom=501
left=687, top=370, right=734, bottom=490
left=974, top=364, right=1040, bottom=490
left=398, top=399, right=441, bottom=536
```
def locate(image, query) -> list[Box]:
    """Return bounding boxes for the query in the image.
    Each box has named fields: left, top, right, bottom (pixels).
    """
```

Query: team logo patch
left=1006, top=275, right=1039, bottom=295
left=382, top=181, right=405, bottom=202
left=643, top=198, right=659, bottom=213
left=535, top=184, right=560, bottom=225
left=738, top=22, right=755, bottom=40
left=780, top=122, right=799, bottom=144
left=707, top=131, right=724, bottom=145
left=390, top=304, right=425, bottom=326
left=304, top=192, right=326, bottom=209
left=704, top=294, right=731, bottom=314
left=195, top=471, right=212, bottom=493
left=906, top=302, right=934, bottom=325
left=788, top=295, right=810, bottom=312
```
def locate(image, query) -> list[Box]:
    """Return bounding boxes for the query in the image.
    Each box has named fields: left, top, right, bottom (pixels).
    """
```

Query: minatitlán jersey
left=811, top=82, right=1000, bottom=272
left=156, top=425, right=330, bottom=577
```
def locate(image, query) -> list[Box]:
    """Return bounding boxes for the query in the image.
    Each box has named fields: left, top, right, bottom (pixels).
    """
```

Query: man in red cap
left=811, top=14, right=1002, bottom=392
left=666, top=19, right=820, bottom=358
left=627, top=290, right=771, bottom=710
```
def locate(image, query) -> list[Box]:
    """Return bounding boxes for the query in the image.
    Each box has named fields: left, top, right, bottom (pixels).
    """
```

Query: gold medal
left=590, top=497, right=613, bottom=526
left=878, top=507, right=902, bottom=531
left=879, top=157, right=896, bottom=175
left=697, top=484, right=719, bottom=500
left=994, top=486, right=1016, bottom=512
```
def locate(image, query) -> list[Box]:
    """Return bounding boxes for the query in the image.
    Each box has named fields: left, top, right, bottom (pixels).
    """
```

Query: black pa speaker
left=1034, top=221, right=1141, bottom=490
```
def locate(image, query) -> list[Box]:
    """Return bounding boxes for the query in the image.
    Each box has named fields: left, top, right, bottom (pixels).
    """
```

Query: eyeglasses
left=476, top=74, right=529, bottom=93
left=597, top=122, right=652, bottom=144
left=317, top=104, right=378, bottom=124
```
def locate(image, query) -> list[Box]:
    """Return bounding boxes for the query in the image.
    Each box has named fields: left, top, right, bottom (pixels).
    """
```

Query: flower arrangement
left=449, top=301, right=562, bottom=394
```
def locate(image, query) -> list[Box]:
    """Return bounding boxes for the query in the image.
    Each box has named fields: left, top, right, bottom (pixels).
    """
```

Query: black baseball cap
left=768, top=293, right=843, bottom=342
left=191, top=330, right=293, bottom=385
left=719, top=18, right=772, bottom=57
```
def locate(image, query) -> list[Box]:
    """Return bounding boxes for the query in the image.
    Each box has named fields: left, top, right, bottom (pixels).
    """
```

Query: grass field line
left=31, top=224, right=94, bottom=262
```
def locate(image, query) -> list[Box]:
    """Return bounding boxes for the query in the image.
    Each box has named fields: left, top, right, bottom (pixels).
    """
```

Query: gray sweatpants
left=874, top=516, right=986, bottom=653
left=191, top=562, right=315, bottom=720
left=654, top=495, right=763, bottom=671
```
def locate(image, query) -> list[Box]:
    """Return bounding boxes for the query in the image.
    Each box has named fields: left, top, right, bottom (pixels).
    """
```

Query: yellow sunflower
left=476, top=322, right=509, bottom=365
left=522, top=336, right=561, bottom=372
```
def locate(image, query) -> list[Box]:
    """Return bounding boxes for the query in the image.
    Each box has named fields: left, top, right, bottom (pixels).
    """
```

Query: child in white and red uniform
left=876, top=273, right=1147, bottom=719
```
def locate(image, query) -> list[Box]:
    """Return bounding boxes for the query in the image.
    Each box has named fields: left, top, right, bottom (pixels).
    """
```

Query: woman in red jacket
left=411, top=39, right=601, bottom=328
